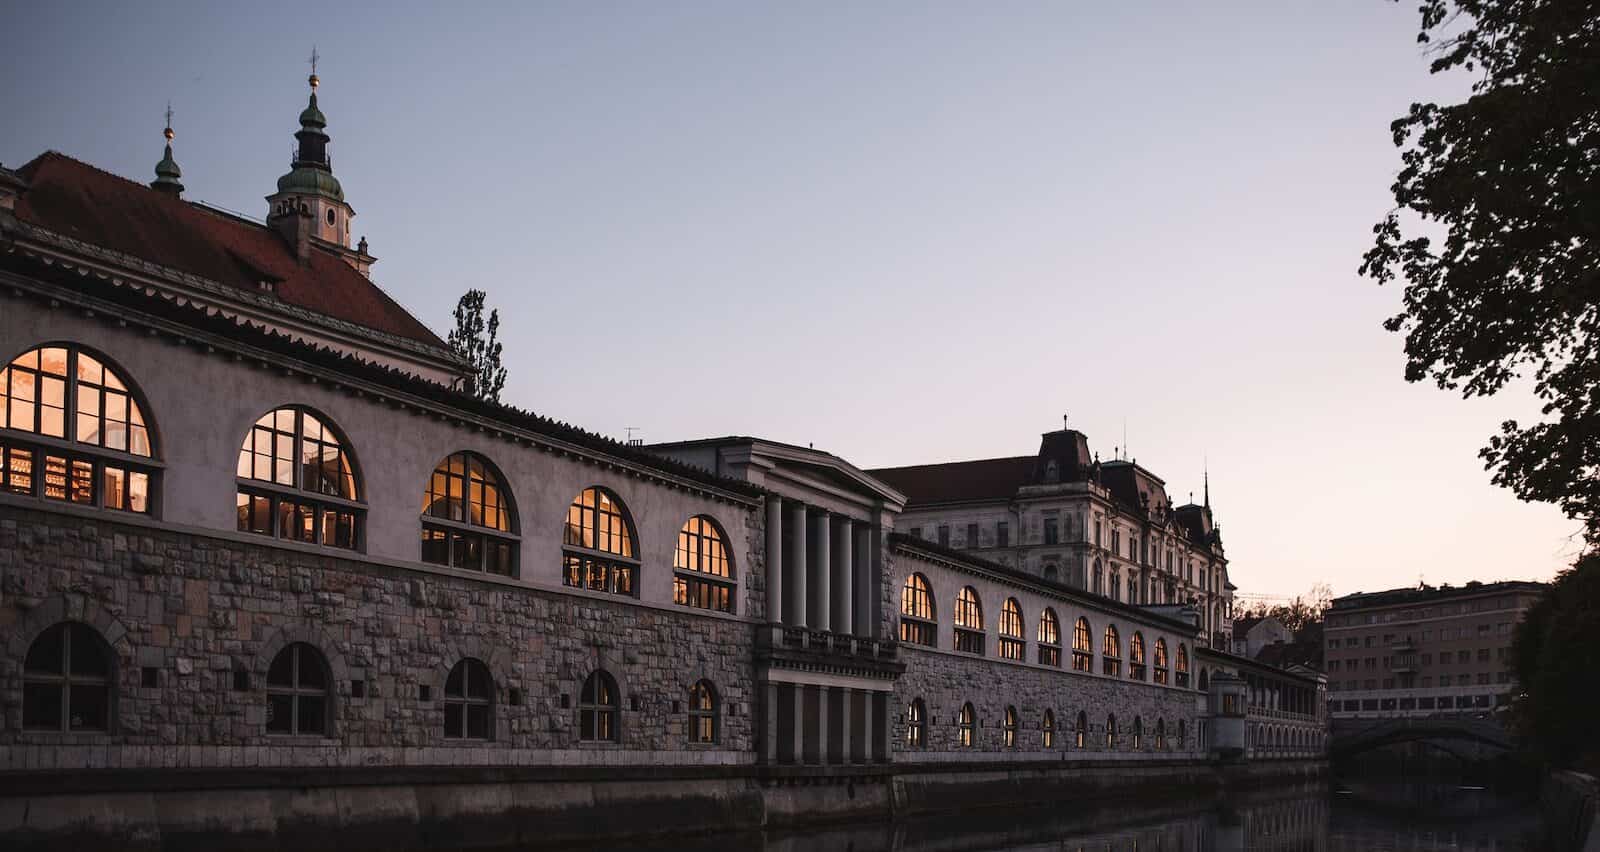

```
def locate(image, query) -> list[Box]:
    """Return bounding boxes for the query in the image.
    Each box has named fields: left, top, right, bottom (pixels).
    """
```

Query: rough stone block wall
left=0, top=506, right=757, bottom=766
left=892, top=645, right=1203, bottom=759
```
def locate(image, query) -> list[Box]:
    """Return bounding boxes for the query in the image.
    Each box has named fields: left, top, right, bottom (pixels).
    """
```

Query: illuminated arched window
left=998, top=598, right=1024, bottom=660
left=1177, top=643, right=1191, bottom=688
left=236, top=407, right=360, bottom=549
left=689, top=680, right=718, bottom=744
left=958, top=702, right=975, bottom=747
left=953, top=587, right=984, bottom=655
left=900, top=573, right=936, bottom=647
left=2, top=345, right=156, bottom=513
left=1129, top=631, right=1147, bottom=680
left=906, top=698, right=926, bottom=747
left=1156, top=718, right=1167, bottom=750
left=444, top=658, right=493, bottom=740
left=1102, top=624, right=1122, bottom=677
left=1075, top=711, right=1088, bottom=749
left=579, top=670, right=620, bottom=742
left=23, top=622, right=113, bottom=732
left=1071, top=617, right=1094, bottom=672
left=563, top=487, right=638, bottom=596
left=674, top=516, right=735, bottom=613
left=266, top=643, right=330, bottom=736
left=1154, top=638, right=1171, bottom=685
left=1042, top=709, right=1056, bottom=749
left=1106, top=713, right=1118, bottom=749
left=1037, top=608, right=1061, bottom=667
left=1133, top=716, right=1143, bottom=750
left=1003, top=705, right=1018, bottom=748
left=422, top=452, right=517, bottom=575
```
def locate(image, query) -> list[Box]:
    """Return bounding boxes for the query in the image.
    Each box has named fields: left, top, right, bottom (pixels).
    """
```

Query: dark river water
left=585, top=780, right=1547, bottom=852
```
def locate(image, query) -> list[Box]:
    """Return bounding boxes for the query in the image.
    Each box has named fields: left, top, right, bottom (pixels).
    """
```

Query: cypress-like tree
left=447, top=289, right=508, bottom=403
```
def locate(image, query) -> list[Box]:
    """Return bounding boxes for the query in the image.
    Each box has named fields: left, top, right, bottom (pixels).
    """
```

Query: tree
left=1511, top=552, right=1600, bottom=773
left=447, top=289, right=508, bottom=403
left=1359, top=0, right=1600, bottom=545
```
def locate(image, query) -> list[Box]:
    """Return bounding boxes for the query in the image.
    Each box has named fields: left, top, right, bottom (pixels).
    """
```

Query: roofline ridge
left=867, top=453, right=1037, bottom=473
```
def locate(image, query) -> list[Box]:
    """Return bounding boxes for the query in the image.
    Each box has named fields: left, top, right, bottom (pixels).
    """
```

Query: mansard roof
left=867, top=454, right=1036, bottom=506
left=8, top=151, right=444, bottom=350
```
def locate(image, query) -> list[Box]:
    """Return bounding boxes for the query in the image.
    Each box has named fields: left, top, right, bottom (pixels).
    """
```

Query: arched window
left=1153, top=638, right=1170, bottom=685
left=900, top=573, right=936, bottom=647
left=674, top=516, right=735, bottom=613
left=1133, top=716, right=1143, bottom=750
left=1102, top=624, right=1122, bottom=677
left=444, top=658, right=493, bottom=739
left=1178, top=719, right=1188, bottom=749
left=1042, top=709, right=1056, bottom=749
left=1037, top=608, right=1062, bottom=667
left=22, top=622, right=113, bottom=731
left=2, top=345, right=156, bottom=513
left=1092, top=559, right=1103, bottom=595
left=998, top=598, right=1024, bottom=660
left=579, top=670, right=619, bottom=742
left=266, top=643, right=330, bottom=736
left=1075, top=711, right=1088, bottom=749
left=422, top=452, right=517, bottom=575
left=1129, top=631, right=1147, bottom=680
left=953, top=587, right=984, bottom=654
left=1199, top=668, right=1210, bottom=692
left=958, top=702, right=975, bottom=747
left=236, top=408, right=360, bottom=549
left=563, top=488, right=638, bottom=596
left=1106, top=713, right=1118, bottom=749
left=1003, top=705, right=1018, bottom=748
left=1071, top=617, right=1093, bottom=671
left=906, top=698, right=926, bottom=747
left=1176, top=643, right=1191, bottom=687
left=689, top=680, right=718, bottom=744
left=1156, top=718, right=1167, bottom=750
left=1110, top=568, right=1121, bottom=601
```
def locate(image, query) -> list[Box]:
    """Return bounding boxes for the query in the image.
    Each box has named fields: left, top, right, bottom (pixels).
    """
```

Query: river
left=575, top=780, right=1547, bottom=852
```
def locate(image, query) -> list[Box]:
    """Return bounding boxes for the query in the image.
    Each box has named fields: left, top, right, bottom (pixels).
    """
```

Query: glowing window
left=563, top=488, right=638, bottom=596
left=674, top=516, right=734, bottom=613
left=236, top=408, right=360, bottom=549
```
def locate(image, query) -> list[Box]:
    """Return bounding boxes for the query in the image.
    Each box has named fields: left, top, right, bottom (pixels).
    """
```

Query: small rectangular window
left=997, top=522, right=1009, bottom=548
left=1043, top=518, right=1059, bottom=545
left=965, top=523, right=979, bottom=548
left=937, top=525, right=950, bottom=547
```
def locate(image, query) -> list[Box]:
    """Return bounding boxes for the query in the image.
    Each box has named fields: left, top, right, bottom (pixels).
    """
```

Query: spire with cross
left=152, top=100, right=183, bottom=196
left=308, top=45, right=320, bottom=88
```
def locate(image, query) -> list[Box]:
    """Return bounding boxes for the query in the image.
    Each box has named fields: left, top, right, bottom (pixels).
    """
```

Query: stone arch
left=434, top=635, right=513, bottom=689
left=8, top=594, right=133, bottom=660
left=255, top=622, right=353, bottom=688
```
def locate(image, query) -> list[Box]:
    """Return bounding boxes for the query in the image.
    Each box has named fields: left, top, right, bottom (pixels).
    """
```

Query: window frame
left=688, top=680, right=719, bottom=745
left=958, top=702, right=975, bottom=748
left=1071, top=617, right=1094, bottom=672
left=1003, top=705, right=1018, bottom=748
left=1129, top=631, right=1147, bottom=681
left=563, top=487, right=640, bottom=597
left=265, top=642, right=332, bottom=737
left=953, top=586, right=985, bottom=655
left=1, top=344, right=159, bottom=516
left=997, top=597, right=1024, bottom=661
left=1042, top=709, right=1056, bottom=749
left=443, top=657, right=494, bottom=741
left=421, top=451, right=519, bottom=577
left=21, top=621, right=115, bottom=733
left=1102, top=624, right=1122, bottom=677
left=674, top=515, right=736, bottom=614
left=578, top=670, right=621, bottom=743
left=906, top=698, right=926, bottom=748
left=236, top=406, right=363, bottom=550
left=1153, top=638, right=1170, bottom=685
left=1037, top=607, right=1062, bottom=667
left=900, top=573, right=937, bottom=647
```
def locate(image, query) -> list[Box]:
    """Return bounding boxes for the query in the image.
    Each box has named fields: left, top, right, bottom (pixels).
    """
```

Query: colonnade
left=765, top=496, right=878, bottom=637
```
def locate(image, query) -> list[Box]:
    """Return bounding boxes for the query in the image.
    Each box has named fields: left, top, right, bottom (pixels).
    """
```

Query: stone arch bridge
left=1329, top=717, right=1513, bottom=759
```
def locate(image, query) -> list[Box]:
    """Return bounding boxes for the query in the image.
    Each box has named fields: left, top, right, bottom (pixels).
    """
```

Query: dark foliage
left=447, top=289, right=509, bottom=404
left=1360, top=0, right=1600, bottom=544
left=1510, top=552, right=1600, bottom=772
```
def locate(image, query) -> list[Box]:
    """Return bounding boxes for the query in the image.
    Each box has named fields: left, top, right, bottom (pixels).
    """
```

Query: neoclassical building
left=0, top=72, right=1321, bottom=848
left=870, top=427, right=1238, bottom=648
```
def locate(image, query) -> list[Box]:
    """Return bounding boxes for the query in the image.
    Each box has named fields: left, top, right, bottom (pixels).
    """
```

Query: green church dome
left=276, top=165, right=344, bottom=201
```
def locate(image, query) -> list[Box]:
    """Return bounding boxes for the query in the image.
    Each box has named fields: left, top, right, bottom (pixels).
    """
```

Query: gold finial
left=163, top=102, right=175, bottom=141
left=308, top=46, right=320, bottom=89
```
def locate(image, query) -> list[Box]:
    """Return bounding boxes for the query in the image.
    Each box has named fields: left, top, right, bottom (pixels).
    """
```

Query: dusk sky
left=2, top=2, right=1578, bottom=600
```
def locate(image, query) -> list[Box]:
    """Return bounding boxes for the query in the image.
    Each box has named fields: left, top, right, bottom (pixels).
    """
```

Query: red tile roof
left=11, top=152, right=445, bottom=349
left=869, top=456, right=1036, bottom=506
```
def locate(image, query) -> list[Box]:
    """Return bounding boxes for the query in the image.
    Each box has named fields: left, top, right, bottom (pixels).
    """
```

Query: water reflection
left=578, top=782, right=1542, bottom=852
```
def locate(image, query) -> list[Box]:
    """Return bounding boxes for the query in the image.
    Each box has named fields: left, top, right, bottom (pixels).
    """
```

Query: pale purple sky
left=2, top=2, right=1578, bottom=598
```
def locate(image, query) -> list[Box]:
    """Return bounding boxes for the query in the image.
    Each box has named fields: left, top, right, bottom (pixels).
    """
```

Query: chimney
left=269, top=200, right=314, bottom=265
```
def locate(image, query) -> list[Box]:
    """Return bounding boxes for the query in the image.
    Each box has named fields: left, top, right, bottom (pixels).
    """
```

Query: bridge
left=1329, top=717, right=1514, bottom=759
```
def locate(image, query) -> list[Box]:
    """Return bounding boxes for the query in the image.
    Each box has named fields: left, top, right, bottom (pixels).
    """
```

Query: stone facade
left=0, top=506, right=757, bottom=766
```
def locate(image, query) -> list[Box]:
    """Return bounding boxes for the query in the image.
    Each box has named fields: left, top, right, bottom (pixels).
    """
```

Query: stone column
left=862, top=691, right=876, bottom=763
left=787, top=501, right=808, bottom=627
left=812, top=510, right=831, bottom=633
left=838, top=687, right=854, bottom=764
left=766, top=497, right=783, bottom=624
left=851, top=525, right=876, bottom=640
left=834, top=517, right=854, bottom=635
left=763, top=681, right=780, bottom=764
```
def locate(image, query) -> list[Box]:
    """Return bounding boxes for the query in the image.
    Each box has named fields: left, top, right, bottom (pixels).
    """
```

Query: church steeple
left=151, top=103, right=184, bottom=197
left=267, top=49, right=357, bottom=254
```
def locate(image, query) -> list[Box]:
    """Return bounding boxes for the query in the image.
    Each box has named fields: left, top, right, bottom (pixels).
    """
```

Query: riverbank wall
left=0, top=757, right=1327, bottom=850
left=1543, top=770, right=1600, bottom=852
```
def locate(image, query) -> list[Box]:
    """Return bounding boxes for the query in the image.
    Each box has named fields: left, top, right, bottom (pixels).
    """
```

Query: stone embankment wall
left=0, top=758, right=1329, bottom=850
